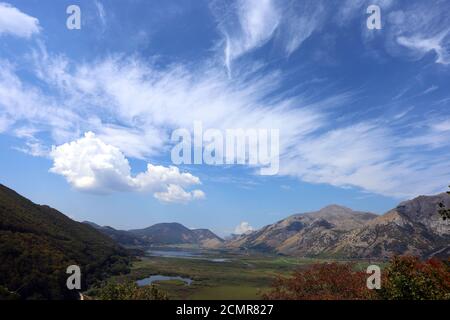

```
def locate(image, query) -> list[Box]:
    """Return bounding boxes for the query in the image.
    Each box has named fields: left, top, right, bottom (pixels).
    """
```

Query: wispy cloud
left=94, top=0, right=107, bottom=29
left=211, top=0, right=280, bottom=75
left=397, top=31, right=450, bottom=65
left=2, top=46, right=450, bottom=199
left=385, top=1, right=450, bottom=65
left=1, top=1, right=450, bottom=201
left=211, top=0, right=327, bottom=75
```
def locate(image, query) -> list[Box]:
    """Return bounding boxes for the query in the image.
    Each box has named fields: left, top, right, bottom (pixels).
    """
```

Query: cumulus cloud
left=50, top=132, right=204, bottom=203
left=155, top=185, right=205, bottom=203
left=234, top=221, right=254, bottom=235
left=0, top=2, right=40, bottom=38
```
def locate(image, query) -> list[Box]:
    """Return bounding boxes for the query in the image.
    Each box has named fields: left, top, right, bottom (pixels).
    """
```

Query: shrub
left=96, top=282, right=168, bottom=300
left=263, top=256, right=450, bottom=300
left=263, top=262, right=375, bottom=300
left=379, top=256, right=450, bottom=300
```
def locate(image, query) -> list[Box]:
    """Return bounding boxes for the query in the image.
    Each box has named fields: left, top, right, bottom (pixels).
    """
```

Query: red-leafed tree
left=263, top=257, right=450, bottom=300
left=262, top=262, right=375, bottom=300
left=379, top=256, right=450, bottom=300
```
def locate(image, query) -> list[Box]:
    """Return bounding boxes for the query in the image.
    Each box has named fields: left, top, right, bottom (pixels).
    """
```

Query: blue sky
left=0, top=0, right=449, bottom=236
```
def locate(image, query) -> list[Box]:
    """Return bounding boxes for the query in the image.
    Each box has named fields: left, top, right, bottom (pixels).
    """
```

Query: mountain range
left=1, top=182, right=448, bottom=298
left=84, top=193, right=450, bottom=260
left=227, top=195, right=450, bottom=259
left=83, top=221, right=224, bottom=248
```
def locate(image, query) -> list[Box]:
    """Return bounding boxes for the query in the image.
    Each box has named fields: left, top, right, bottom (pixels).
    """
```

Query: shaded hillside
left=0, top=184, right=130, bottom=300
left=228, top=196, right=450, bottom=259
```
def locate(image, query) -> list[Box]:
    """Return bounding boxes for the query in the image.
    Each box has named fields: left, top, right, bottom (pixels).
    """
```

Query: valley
left=104, top=247, right=375, bottom=300
left=1, top=183, right=448, bottom=300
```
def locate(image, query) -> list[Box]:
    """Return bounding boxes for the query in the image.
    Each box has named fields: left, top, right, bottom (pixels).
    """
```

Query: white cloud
left=384, top=2, right=450, bottom=65
left=213, top=0, right=450, bottom=71
left=155, top=185, right=205, bottom=203
left=0, top=116, right=11, bottom=132
left=211, top=0, right=327, bottom=75
left=28, top=52, right=327, bottom=164
left=433, top=120, right=450, bottom=132
left=0, top=2, right=40, bottom=38
left=234, top=221, right=254, bottom=235
left=2, top=42, right=450, bottom=199
left=281, top=122, right=450, bottom=198
left=212, top=0, right=280, bottom=75
left=0, top=60, right=80, bottom=144
left=397, top=32, right=450, bottom=65
left=276, top=1, right=327, bottom=56
left=50, top=132, right=204, bottom=203
left=94, top=0, right=107, bottom=28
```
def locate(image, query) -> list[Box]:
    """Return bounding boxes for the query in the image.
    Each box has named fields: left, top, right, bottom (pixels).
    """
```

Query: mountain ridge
left=227, top=195, right=450, bottom=259
left=84, top=221, right=224, bottom=248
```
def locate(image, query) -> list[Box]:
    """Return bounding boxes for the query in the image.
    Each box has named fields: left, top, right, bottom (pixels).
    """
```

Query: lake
left=136, top=275, right=193, bottom=286
left=146, top=249, right=230, bottom=262
left=147, top=249, right=201, bottom=258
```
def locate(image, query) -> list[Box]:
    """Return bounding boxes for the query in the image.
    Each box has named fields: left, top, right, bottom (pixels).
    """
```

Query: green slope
left=0, top=184, right=131, bottom=300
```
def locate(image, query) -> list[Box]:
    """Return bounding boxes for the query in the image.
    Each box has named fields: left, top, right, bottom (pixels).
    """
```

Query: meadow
left=112, top=249, right=378, bottom=300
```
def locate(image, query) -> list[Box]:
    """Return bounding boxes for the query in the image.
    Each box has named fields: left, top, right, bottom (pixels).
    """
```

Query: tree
left=0, top=285, right=20, bottom=300
left=438, top=186, right=450, bottom=221
left=96, top=282, right=168, bottom=300
left=379, top=256, right=450, bottom=300
left=263, top=256, right=450, bottom=300
left=262, top=262, right=375, bottom=300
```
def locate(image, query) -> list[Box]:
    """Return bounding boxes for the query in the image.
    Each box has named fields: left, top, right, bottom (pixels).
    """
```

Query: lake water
left=147, top=249, right=230, bottom=262
left=147, top=250, right=202, bottom=258
left=136, top=275, right=193, bottom=286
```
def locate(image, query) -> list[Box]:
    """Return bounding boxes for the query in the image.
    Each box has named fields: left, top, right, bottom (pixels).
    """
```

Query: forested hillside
left=0, top=184, right=131, bottom=300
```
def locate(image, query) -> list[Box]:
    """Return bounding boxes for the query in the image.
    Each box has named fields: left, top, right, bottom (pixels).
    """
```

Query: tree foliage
left=95, top=282, right=168, bottom=300
left=0, top=184, right=131, bottom=299
left=263, top=256, right=450, bottom=300
left=379, top=256, right=450, bottom=300
left=262, top=262, right=376, bottom=300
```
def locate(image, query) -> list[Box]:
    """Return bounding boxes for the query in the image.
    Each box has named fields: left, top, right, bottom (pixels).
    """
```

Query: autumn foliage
left=263, top=262, right=375, bottom=300
left=379, top=256, right=450, bottom=300
left=263, top=257, right=450, bottom=300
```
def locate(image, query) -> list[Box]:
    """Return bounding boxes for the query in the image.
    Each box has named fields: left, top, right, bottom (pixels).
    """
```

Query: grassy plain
left=110, top=249, right=380, bottom=300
